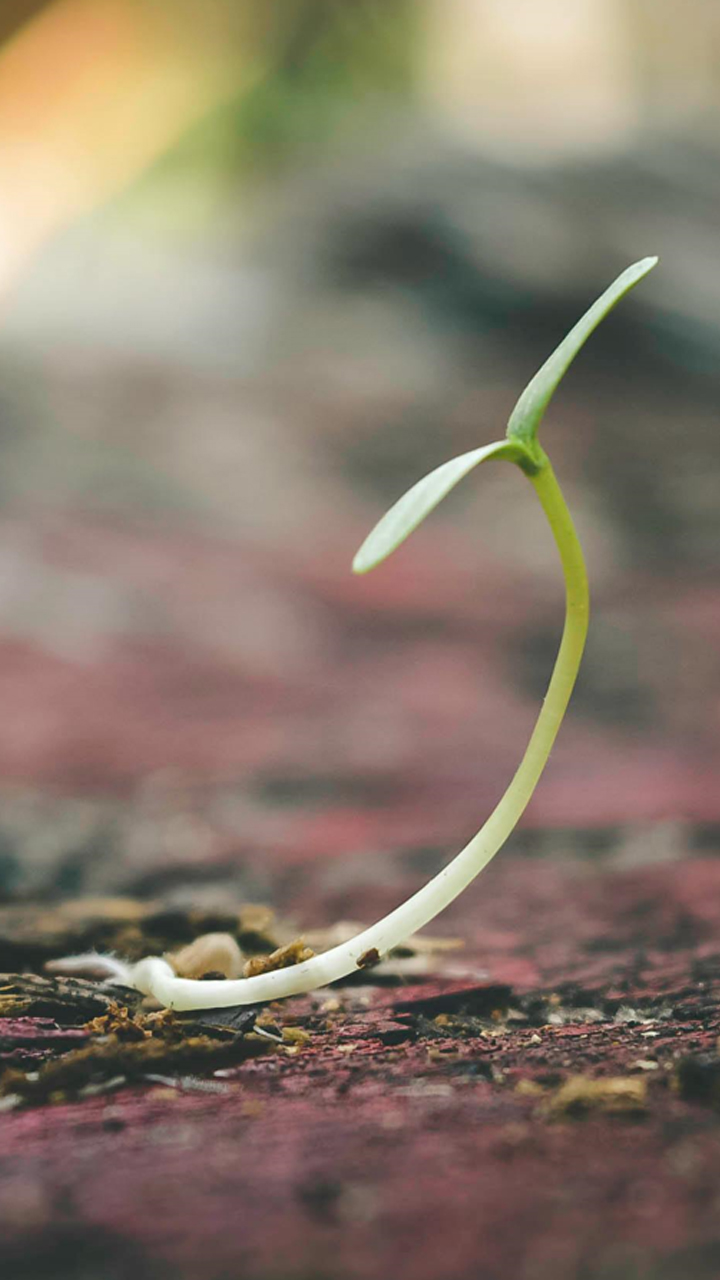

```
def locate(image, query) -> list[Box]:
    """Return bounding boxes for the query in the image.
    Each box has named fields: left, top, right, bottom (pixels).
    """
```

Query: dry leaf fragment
left=243, top=939, right=314, bottom=978
left=543, top=1075, right=648, bottom=1119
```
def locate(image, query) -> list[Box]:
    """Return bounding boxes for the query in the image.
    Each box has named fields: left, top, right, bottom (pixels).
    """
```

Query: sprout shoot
left=65, top=257, right=658, bottom=1010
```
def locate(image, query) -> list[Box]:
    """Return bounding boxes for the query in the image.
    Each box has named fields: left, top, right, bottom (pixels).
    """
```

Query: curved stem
left=130, top=456, right=588, bottom=1010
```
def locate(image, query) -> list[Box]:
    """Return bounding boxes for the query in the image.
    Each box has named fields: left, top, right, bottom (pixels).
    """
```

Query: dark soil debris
left=674, top=1053, right=720, bottom=1106
left=1, top=1008, right=271, bottom=1106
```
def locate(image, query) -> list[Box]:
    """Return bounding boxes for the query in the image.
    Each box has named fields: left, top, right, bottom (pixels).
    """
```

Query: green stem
left=373, top=453, right=589, bottom=914
left=502, top=457, right=590, bottom=819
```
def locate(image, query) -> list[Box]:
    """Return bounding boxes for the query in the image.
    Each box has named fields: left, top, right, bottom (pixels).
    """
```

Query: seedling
left=61, top=257, right=657, bottom=1009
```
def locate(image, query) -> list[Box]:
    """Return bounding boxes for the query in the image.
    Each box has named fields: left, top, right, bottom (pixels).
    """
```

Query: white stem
left=129, top=460, right=588, bottom=1010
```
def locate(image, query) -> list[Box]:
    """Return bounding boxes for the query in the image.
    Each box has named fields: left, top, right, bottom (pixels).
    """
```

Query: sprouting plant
left=57, top=257, right=657, bottom=1010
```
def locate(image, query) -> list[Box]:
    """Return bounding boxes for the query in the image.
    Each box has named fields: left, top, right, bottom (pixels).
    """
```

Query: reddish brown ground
left=2, top=848, right=720, bottom=1280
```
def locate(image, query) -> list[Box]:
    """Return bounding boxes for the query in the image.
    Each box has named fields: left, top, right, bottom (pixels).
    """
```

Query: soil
left=2, top=852, right=720, bottom=1280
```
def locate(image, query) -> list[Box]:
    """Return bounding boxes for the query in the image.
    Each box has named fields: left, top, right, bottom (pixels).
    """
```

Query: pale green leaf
left=353, top=439, right=513, bottom=574
left=507, top=256, right=658, bottom=451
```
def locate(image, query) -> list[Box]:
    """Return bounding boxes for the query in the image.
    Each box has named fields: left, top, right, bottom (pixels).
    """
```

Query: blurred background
left=0, top=0, right=718, bottom=922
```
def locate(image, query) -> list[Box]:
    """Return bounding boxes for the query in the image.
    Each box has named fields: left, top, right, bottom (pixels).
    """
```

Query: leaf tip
left=351, top=548, right=374, bottom=576
left=633, top=254, right=659, bottom=275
